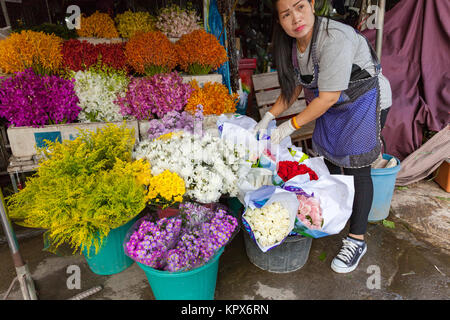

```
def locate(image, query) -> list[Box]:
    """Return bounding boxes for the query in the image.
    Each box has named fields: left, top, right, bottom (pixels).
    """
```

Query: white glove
left=270, top=119, right=296, bottom=145
left=252, top=112, right=275, bottom=138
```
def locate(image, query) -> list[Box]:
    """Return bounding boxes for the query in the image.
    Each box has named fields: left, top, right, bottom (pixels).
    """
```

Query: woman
left=253, top=0, right=392, bottom=273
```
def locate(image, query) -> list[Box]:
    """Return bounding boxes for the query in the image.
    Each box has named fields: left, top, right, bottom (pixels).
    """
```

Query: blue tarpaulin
left=204, top=0, right=232, bottom=93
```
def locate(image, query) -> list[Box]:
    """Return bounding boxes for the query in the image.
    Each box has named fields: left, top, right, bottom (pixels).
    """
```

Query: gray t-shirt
left=296, top=18, right=392, bottom=110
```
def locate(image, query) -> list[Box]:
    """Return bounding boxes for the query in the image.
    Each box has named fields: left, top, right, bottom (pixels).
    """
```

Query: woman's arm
left=268, top=85, right=303, bottom=117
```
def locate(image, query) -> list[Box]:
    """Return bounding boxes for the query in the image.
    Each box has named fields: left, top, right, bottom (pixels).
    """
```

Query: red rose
left=277, top=161, right=319, bottom=182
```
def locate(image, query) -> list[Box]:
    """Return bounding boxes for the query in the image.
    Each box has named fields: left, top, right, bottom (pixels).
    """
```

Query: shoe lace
left=336, top=239, right=359, bottom=263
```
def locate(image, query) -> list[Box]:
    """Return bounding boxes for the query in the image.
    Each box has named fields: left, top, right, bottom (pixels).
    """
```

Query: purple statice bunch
left=116, top=71, right=194, bottom=120
left=125, top=202, right=238, bottom=272
left=125, top=217, right=183, bottom=269
left=0, top=68, right=81, bottom=128
left=146, top=106, right=204, bottom=140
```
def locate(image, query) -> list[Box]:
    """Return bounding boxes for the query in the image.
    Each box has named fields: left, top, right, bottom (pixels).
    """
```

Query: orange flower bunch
left=175, top=29, right=227, bottom=75
left=185, top=80, right=239, bottom=115
left=0, top=30, right=63, bottom=74
left=125, top=31, right=177, bottom=75
left=77, top=11, right=119, bottom=38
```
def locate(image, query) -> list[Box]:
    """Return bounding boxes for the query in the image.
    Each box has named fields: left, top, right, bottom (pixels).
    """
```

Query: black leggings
left=324, top=159, right=373, bottom=235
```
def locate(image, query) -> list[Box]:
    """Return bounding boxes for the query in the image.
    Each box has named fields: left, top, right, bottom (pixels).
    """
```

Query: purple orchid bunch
left=116, top=71, right=194, bottom=120
left=125, top=202, right=238, bottom=272
left=0, top=68, right=81, bottom=128
left=146, top=106, right=204, bottom=140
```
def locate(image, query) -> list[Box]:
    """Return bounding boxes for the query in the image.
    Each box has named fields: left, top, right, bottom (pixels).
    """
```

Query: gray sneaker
left=331, top=237, right=367, bottom=273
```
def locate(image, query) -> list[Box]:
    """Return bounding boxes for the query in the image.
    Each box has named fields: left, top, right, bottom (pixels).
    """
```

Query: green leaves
left=382, top=219, right=396, bottom=229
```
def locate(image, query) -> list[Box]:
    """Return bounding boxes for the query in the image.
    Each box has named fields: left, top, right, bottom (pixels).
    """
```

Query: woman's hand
left=252, top=85, right=303, bottom=138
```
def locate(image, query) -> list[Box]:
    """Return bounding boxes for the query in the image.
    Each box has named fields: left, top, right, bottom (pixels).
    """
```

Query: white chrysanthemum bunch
left=72, top=69, right=130, bottom=122
left=156, top=4, right=202, bottom=38
left=133, top=132, right=247, bottom=204
left=245, top=202, right=290, bottom=247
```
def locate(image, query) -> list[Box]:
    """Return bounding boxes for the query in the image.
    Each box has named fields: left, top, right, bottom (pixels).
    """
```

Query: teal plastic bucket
left=226, top=197, right=243, bottom=218
left=137, top=248, right=224, bottom=300
left=368, top=154, right=401, bottom=222
left=83, top=216, right=138, bottom=275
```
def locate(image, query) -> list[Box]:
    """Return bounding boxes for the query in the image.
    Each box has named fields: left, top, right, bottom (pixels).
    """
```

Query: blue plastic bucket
left=137, top=248, right=224, bottom=300
left=368, top=154, right=401, bottom=222
left=83, top=216, right=138, bottom=275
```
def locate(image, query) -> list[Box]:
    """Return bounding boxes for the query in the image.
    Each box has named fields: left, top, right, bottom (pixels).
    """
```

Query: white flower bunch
left=73, top=69, right=130, bottom=122
left=245, top=202, right=290, bottom=247
left=156, top=4, right=202, bottom=38
left=133, top=131, right=247, bottom=204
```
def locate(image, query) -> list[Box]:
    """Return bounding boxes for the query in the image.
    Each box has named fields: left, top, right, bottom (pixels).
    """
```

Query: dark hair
left=271, top=0, right=326, bottom=104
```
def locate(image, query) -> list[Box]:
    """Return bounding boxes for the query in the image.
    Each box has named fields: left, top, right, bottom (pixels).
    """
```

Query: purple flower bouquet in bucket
left=124, top=202, right=239, bottom=272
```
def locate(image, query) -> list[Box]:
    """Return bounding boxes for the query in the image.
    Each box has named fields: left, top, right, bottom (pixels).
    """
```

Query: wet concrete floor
left=1, top=213, right=448, bottom=300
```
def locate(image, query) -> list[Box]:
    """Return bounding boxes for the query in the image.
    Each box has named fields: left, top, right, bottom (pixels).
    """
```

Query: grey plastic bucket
left=243, top=231, right=312, bottom=273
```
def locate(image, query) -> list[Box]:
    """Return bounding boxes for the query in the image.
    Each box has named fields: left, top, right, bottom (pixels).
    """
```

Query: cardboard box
left=434, top=159, right=450, bottom=192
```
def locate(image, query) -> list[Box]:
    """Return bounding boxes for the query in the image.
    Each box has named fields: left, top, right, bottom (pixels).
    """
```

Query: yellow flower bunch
left=112, top=158, right=152, bottom=187
left=185, top=80, right=239, bottom=115
left=77, top=11, right=119, bottom=38
left=115, top=10, right=156, bottom=39
left=155, top=131, right=184, bottom=141
left=0, top=30, right=63, bottom=74
left=146, top=170, right=186, bottom=209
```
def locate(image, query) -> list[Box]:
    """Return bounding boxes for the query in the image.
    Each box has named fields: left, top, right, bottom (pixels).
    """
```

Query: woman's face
left=276, top=0, right=315, bottom=40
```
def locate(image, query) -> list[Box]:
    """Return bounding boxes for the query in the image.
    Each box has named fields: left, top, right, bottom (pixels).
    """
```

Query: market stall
left=0, top=0, right=409, bottom=301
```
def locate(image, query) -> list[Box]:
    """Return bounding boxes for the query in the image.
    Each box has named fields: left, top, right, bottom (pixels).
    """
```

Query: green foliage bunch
left=7, top=123, right=148, bottom=255
left=12, top=22, right=78, bottom=40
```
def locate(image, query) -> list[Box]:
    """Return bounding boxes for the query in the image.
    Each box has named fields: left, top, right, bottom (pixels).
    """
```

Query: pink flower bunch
left=0, top=68, right=81, bottom=128
left=156, top=4, right=202, bottom=38
left=116, top=71, right=194, bottom=120
left=297, top=194, right=323, bottom=230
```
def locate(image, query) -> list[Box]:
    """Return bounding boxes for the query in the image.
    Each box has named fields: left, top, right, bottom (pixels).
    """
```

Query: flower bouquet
left=185, top=80, right=239, bottom=116
left=116, top=71, right=193, bottom=120
left=155, top=3, right=202, bottom=38
left=241, top=186, right=299, bottom=252
left=145, top=169, right=186, bottom=219
left=0, top=68, right=80, bottom=127
left=6, top=123, right=148, bottom=256
left=124, top=202, right=238, bottom=272
left=276, top=160, right=319, bottom=183
left=243, top=202, right=290, bottom=247
left=0, top=30, right=63, bottom=75
left=71, top=63, right=130, bottom=122
left=134, top=131, right=247, bottom=204
left=115, top=10, right=157, bottom=39
left=77, top=11, right=119, bottom=38
left=62, top=39, right=128, bottom=73
left=125, top=31, right=177, bottom=76
left=175, top=29, right=227, bottom=75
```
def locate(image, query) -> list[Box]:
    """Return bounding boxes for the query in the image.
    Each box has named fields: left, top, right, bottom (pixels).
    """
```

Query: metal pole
left=0, top=190, right=38, bottom=300
left=375, top=0, right=386, bottom=60
left=0, top=0, right=11, bottom=27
